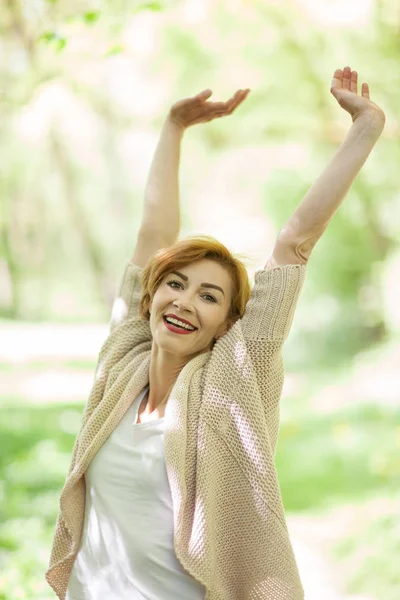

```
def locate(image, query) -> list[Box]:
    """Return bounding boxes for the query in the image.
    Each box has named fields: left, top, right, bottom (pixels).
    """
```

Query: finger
left=213, top=99, right=246, bottom=119
left=342, top=66, right=351, bottom=90
left=350, top=70, right=358, bottom=94
left=206, top=101, right=229, bottom=112
left=331, top=68, right=343, bottom=91
left=201, top=89, right=250, bottom=121
left=203, top=89, right=250, bottom=115
left=208, top=92, right=246, bottom=113
left=196, top=89, right=212, bottom=99
left=225, top=89, right=250, bottom=113
left=172, top=90, right=212, bottom=111
left=361, top=82, right=370, bottom=99
left=204, top=104, right=237, bottom=120
left=235, top=88, right=251, bottom=104
left=230, top=88, right=250, bottom=100
left=189, top=89, right=213, bottom=105
left=214, top=90, right=242, bottom=113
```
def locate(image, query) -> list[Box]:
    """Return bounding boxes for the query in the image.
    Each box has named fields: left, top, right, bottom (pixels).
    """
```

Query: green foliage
left=0, top=401, right=81, bottom=599
left=38, top=31, right=68, bottom=51
left=104, top=44, right=125, bottom=56
left=82, top=11, right=100, bottom=24
left=277, top=403, right=400, bottom=512
left=133, top=1, right=164, bottom=11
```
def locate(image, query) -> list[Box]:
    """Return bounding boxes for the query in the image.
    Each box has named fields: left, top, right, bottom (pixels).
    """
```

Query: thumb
left=330, top=86, right=344, bottom=105
left=197, top=89, right=213, bottom=99
left=330, top=85, right=339, bottom=98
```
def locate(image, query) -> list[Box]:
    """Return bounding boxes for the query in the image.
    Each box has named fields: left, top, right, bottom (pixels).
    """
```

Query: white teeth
left=164, top=316, right=195, bottom=331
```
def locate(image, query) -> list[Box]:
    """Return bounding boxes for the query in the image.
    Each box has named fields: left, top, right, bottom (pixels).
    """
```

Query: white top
left=65, top=386, right=206, bottom=600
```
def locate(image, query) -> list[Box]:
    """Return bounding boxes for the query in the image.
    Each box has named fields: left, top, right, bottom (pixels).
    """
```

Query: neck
left=146, top=344, right=191, bottom=413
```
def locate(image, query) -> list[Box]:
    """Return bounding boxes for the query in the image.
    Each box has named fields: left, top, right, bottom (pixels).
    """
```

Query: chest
left=136, top=406, right=166, bottom=424
left=135, top=391, right=166, bottom=424
left=86, top=401, right=170, bottom=508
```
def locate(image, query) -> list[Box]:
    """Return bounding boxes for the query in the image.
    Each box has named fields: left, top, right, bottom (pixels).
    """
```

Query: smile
left=162, top=316, right=197, bottom=335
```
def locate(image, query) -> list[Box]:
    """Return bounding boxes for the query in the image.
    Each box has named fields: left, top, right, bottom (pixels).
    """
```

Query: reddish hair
left=139, top=235, right=251, bottom=327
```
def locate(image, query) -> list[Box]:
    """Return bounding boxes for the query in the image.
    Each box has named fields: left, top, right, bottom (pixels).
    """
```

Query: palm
left=169, top=88, right=250, bottom=129
left=330, top=66, right=384, bottom=121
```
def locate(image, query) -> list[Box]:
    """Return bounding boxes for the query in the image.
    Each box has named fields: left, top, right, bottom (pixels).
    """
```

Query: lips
left=164, top=313, right=197, bottom=329
left=163, top=316, right=197, bottom=335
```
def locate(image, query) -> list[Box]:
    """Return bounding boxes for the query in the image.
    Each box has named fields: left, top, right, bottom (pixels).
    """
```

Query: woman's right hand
left=168, top=88, right=251, bottom=130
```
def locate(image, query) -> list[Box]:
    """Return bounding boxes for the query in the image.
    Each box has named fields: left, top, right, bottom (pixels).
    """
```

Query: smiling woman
left=139, top=235, right=250, bottom=327
left=137, top=237, right=251, bottom=417
left=47, top=72, right=385, bottom=600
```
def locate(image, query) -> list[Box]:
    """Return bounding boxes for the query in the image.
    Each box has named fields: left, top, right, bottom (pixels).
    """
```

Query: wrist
left=165, top=113, right=186, bottom=136
left=352, top=107, right=386, bottom=135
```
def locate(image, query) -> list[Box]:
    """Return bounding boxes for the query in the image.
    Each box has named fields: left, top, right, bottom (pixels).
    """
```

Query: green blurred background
left=1, top=1, right=399, bottom=598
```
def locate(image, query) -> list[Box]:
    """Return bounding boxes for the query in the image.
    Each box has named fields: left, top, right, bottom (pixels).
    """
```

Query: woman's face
left=149, top=259, right=233, bottom=357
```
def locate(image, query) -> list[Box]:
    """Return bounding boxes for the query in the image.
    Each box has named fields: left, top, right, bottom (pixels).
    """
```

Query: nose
left=172, top=294, right=195, bottom=314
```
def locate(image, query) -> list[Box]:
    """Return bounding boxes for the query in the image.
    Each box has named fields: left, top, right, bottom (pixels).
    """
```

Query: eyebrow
left=171, top=271, right=225, bottom=297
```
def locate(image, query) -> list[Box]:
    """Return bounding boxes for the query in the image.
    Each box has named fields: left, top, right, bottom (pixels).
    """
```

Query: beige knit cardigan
left=46, top=259, right=307, bottom=600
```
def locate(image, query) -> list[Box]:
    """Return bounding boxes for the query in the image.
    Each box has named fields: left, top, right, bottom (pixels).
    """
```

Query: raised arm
left=132, top=116, right=183, bottom=268
left=266, top=66, right=386, bottom=268
left=132, top=88, right=251, bottom=268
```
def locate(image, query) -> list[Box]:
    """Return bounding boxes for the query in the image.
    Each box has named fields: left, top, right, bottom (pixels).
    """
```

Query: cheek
left=203, top=311, right=224, bottom=333
left=148, top=290, right=171, bottom=325
left=149, top=291, right=163, bottom=313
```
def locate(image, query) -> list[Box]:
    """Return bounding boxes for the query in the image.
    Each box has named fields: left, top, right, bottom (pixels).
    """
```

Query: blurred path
left=288, top=515, right=373, bottom=600
left=0, top=322, right=108, bottom=402
left=0, top=321, right=108, bottom=362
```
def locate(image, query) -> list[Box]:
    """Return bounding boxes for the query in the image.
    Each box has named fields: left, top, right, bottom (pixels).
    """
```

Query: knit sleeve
left=81, top=261, right=152, bottom=426
left=98, top=259, right=152, bottom=362
left=202, top=265, right=307, bottom=454
left=238, top=264, right=307, bottom=450
left=240, top=264, right=307, bottom=341
left=109, top=260, right=149, bottom=333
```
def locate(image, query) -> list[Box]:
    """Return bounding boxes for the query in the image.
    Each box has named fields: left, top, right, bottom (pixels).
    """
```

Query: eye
left=167, top=280, right=217, bottom=303
left=167, top=280, right=182, bottom=289
left=203, top=293, right=217, bottom=303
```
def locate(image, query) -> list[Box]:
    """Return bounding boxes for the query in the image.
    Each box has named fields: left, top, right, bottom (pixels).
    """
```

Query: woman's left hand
left=330, top=66, right=386, bottom=125
left=168, top=88, right=250, bottom=130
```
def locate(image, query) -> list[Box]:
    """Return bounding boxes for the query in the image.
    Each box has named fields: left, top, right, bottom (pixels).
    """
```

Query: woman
left=46, top=67, right=385, bottom=600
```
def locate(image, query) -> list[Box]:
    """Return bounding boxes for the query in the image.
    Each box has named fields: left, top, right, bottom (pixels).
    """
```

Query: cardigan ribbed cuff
left=241, top=264, right=307, bottom=341
left=110, top=261, right=144, bottom=330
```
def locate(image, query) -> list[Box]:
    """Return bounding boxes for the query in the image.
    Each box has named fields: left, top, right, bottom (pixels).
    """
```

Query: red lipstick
left=163, top=316, right=197, bottom=335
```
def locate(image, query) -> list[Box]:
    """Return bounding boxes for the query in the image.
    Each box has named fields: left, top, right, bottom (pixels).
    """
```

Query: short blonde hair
left=139, top=235, right=251, bottom=327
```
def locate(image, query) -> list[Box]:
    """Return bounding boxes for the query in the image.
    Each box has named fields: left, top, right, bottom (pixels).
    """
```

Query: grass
left=277, top=403, right=400, bottom=512
left=0, top=402, right=81, bottom=600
